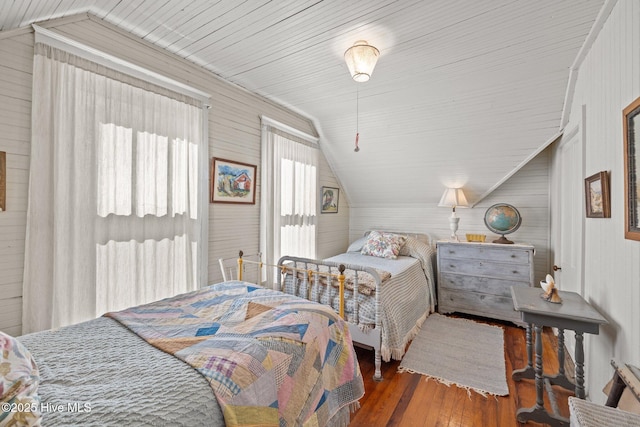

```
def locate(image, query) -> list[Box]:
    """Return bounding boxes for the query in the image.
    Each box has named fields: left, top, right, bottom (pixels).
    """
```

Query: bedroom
left=0, top=1, right=638, bottom=426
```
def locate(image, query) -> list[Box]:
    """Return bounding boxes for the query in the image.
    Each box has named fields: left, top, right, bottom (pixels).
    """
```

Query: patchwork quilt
left=105, top=281, right=364, bottom=427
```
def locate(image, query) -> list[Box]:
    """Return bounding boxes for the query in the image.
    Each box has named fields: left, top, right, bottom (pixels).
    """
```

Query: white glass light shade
left=438, top=188, right=469, bottom=209
left=344, top=40, right=380, bottom=83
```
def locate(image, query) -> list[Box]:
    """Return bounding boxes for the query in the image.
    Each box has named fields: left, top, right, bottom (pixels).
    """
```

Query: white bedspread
left=325, top=249, right=435, bottom=361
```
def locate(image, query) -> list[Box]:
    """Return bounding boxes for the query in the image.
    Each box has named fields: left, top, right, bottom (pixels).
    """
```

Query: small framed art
left=584, top=171, right=610, bottom=218
left=210, top=157, right=257, bottom=204
left=0, top=151, right=5, bottom=212
left=321, top=186, right=339, bottom=213
left=624, top=95, right=640, bottom=240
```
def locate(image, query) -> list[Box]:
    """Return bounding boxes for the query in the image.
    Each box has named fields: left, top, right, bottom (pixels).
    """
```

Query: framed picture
left=0, top=151, right=5, bottom=212
left=624, top=96, right=640, bottom=240
left=210, top=157, right=257, bottom=204
left=321, top=186, right=339, bottom=213
left=584, top=171, right=610, bottom=218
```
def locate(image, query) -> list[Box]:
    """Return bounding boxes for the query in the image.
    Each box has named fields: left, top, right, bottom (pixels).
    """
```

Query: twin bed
left=3, top=231, right=436, bottom=426
left=277, top=231, right=436, bottom=380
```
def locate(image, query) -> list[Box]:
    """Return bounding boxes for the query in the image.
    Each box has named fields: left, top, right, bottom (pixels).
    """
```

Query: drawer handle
left=511, top=254, right=516, bottom=258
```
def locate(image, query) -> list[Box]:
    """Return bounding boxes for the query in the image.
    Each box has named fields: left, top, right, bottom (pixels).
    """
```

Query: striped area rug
left=398, top=313, right=509, bottom=397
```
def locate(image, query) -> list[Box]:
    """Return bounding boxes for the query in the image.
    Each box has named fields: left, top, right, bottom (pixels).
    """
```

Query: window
left=279, top=156, right=317, bottom=258
left=260, top=120, right=319, bottom=284
left=23, top=41, right=208, bottom=333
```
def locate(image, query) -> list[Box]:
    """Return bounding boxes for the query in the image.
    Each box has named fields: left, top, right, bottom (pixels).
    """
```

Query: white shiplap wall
left=554, top=0, right=640, bottom=404
left=0, top=14, right=348, bottom=334
left=349, top=147, right=552, bottom=286
left=0, top=28, right=33, bottom=336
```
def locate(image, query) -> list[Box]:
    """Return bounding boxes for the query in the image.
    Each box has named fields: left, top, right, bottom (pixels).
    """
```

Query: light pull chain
left=354, top=85, right=360, bottom=152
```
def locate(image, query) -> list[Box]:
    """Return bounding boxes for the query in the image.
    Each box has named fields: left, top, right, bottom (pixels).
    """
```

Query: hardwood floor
left=350, top=315, right=575, bottom=427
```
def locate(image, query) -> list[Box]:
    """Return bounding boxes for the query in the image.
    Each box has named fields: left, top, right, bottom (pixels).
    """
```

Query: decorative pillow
left=0, top=332, right=41, bottom=426
left=346, top=236, right=368, bottom=253
left=360, top=231, right=406, bottom=259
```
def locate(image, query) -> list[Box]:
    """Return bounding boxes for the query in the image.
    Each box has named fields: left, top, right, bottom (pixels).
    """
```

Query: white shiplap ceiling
left=0, top=0, right=607, bottom=207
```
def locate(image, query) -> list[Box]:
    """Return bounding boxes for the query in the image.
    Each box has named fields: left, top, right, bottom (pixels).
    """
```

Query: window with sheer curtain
left=260, top=123, right=318, bottom=284
left=23, top=43, right=207, bottom=333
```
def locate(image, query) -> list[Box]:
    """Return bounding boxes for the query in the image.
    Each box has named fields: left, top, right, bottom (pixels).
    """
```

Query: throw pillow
left=346, top=236, right=368, bottom=253
left=361, top=231, right=406, bottom=259
left=0, top=332, right=42, bottom=426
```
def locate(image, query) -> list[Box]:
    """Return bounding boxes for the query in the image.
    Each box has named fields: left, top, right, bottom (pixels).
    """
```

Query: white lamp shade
left=438, top=188, right=469, bottom=208
left=344, top=40, right=380, bottom=83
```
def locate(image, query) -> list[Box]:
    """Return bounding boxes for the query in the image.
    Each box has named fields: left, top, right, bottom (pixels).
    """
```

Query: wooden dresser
left=437, top=241, right=534, bottom=325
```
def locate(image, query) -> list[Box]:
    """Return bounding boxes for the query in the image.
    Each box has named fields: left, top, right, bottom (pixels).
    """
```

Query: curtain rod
left=32, top=24, right=211, bottom=105
left=260, top=115, right=319, bottom=144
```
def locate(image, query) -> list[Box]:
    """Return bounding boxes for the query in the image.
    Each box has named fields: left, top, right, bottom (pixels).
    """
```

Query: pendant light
left=344, top=40, right=380, bottom=82
left=344, top=40, right=380, bottom=152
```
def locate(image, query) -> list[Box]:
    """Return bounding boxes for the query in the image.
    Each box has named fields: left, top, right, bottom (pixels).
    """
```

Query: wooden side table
left=510, top=286, right=608, bottom=426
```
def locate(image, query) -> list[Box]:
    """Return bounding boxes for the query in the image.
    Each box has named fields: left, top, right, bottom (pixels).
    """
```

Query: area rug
left=398, top=313, right=509, bottom=397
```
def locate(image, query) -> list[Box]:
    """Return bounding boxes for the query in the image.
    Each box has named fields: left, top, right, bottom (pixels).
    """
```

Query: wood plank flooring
left=350, top=315, right=575, bottom=427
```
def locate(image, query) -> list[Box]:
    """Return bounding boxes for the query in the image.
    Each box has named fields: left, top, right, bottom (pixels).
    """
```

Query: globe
left=484, top=203, right=522, bottom=244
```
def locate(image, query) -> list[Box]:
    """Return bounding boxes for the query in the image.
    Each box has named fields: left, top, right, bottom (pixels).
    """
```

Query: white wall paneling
left=551, top=0, right=640, bottom=403
left=0, top=30, right=33, bottom=335
left=350, top=147, right=552, bottom=286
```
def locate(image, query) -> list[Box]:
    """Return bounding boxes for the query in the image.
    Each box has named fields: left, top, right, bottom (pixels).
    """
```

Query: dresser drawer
left=438, top=289, right=522, bottom=323
left=436, top=241, right=534, bottom=326
left=439, top=273, right=529, bottom=297
left=438, top=244, right=531, bottom=264
left=439, top=258, right=531, bottom=282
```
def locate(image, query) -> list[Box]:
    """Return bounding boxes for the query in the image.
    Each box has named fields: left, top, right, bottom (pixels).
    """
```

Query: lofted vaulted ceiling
left=0, top=0, right=607, bottom=207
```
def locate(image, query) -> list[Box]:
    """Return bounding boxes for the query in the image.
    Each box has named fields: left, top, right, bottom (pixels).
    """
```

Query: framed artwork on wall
left=321, top=186, right=339, bottom=213
left=0, top=151, right=5, bottom=212
left=624, top=96, right=640, bottom=240
left=584, top=171, right=610, bottom=218
left=210, top=157, right=257, bottom=204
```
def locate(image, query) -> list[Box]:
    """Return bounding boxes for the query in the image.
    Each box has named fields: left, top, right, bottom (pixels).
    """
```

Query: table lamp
left=438, top=187, right=469, bottom=241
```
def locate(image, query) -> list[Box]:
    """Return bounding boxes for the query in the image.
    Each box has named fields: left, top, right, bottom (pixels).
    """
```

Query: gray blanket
left=19, top=317, right=224, bottom=426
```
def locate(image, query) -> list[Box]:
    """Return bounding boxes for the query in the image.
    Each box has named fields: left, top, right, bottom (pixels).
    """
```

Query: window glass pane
left=171, top=137, right=188, bottom=216
left=136, top=131, right=168, bottom=217
left=188, top=141, right=199, bottom=219
left=97, top=122, right=132, bottom=217
left=294, top=162, right=316, bottom=216
left=281, top=158, right=293, bottom=215
left=281, top=224, right=316, bottom=259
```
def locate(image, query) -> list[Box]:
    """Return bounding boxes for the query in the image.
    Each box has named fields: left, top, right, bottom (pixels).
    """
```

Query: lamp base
left=449, top=216, right=460, bottom=242
left=493, top=235, right=514, bottom=244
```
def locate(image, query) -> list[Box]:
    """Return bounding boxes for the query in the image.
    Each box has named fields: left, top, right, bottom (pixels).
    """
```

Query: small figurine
left=540, top=274, right=562, bottom=304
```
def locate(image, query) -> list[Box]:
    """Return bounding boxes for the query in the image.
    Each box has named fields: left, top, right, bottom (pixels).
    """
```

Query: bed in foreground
left=4, top=281, right=364, bottom=427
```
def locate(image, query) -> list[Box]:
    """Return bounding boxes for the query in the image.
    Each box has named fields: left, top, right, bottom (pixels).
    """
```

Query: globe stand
left=493, top=234, right=514, bottom=244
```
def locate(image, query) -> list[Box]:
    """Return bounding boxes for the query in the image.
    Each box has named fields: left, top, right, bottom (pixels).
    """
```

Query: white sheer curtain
left=23, top=44, right=207, bottom=333
left=260, top=122, right=318, bottom=285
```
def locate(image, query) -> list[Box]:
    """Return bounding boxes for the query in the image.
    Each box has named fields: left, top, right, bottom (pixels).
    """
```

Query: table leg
left=546, top=328, right=575, bottom=391
left=575, top=332, right=585, bottom=399
left=512, top=322, right=535, bottom=381
left=534, top=324, right=545, bottom=409
left=558, top=329, right=565, bottom=377
left=516, top=324, right=569, bottom=426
